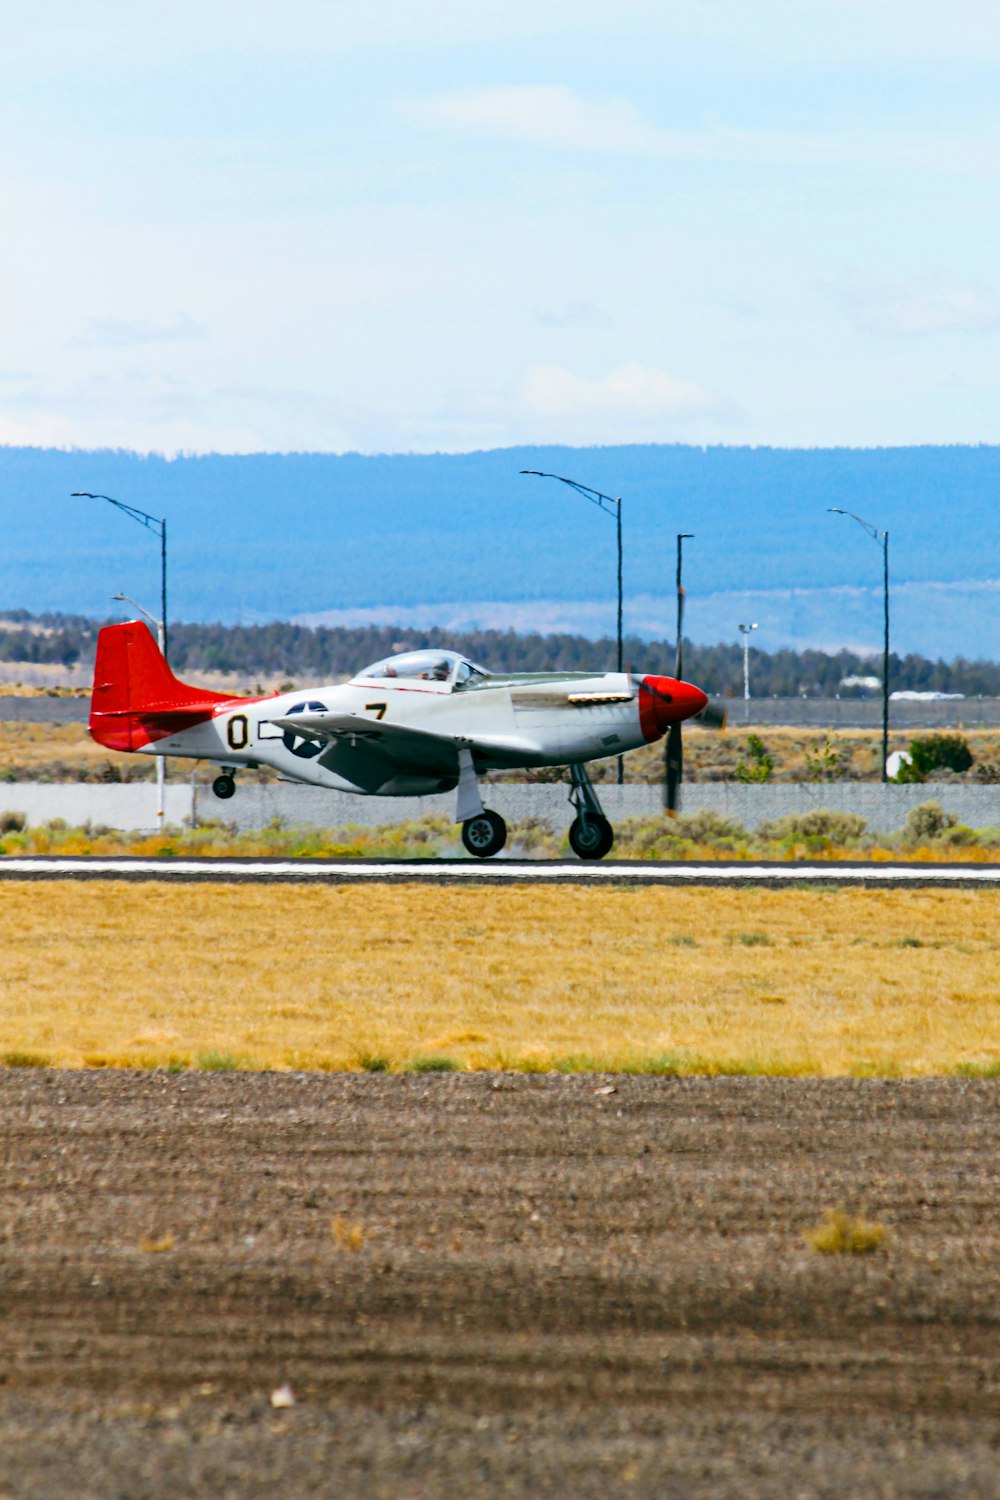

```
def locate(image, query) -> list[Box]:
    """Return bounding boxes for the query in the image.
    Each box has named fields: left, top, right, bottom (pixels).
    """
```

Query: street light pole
left=665, top=533, right=695, bottom=814
left=828, top=508, right=890, bottom=782
left=738, top=622, right=758, bottom=716
left=521, top=469, right=624, bottom=783
left=111, top=592, right=166, bottom=827
left=72, top=492, right=169, bottom=663
left=675, top=533, right=694, bottom=680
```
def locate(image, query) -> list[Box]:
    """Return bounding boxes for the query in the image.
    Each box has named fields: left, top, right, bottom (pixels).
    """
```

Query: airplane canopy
left=352, top=649, right=488, bottom=690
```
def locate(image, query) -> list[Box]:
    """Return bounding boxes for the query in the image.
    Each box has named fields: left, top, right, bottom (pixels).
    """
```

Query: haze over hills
left=1, top=443, right=997, bottom=661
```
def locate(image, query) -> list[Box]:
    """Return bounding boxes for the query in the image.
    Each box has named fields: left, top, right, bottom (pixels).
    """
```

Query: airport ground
left=1, top=713, right=999, bottom=785
left=1, top=880, right=996, bottom=1496
left=0, top=1070, right=997, bottom=1499
left=1, top=882, right=997, bottom=1074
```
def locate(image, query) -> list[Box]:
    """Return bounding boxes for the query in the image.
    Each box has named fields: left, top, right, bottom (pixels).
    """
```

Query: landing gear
left=568, top=813, right=614, bottom=860
left=455, top=747, right=507, bottom=858
left=212, top=773, right=236, bottom=800
left=461, top=810, right=507, bottom=859
left=568, top=763, right=615, bottom=860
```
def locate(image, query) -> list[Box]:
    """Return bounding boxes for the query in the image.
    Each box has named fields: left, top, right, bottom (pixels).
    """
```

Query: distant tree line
left=2, top=610, right=999, bottom=697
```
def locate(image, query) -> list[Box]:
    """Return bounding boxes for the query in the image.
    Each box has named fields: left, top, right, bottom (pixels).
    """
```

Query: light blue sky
left=3, top=0, right=1000, bottom=454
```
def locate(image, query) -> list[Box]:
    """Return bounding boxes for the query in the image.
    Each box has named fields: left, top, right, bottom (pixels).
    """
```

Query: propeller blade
left=664, top=720, right=683, bottom=815
left=694, top=700, right=728, bottom=731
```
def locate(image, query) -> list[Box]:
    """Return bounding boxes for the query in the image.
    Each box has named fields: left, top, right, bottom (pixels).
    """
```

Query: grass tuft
left=196, top=1050, right=249, bottom=1072
left=138, top=1233, right=175, bottom=1254
left=952, top=1059, right=1000, bottom=1078
left=806, top=1207, right=888, bottom=1255
left=330, top=1215, right=365, bottom=1252
left=1, top=1049, right=50, bottom=1068
left=732, top=932, right=774, bottom=947
left=407, top=1055, right=461, bottom=1073
left=357, top=1052, right=391, bottom=1073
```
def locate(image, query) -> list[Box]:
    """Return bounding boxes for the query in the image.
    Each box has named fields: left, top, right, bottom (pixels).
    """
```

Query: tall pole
left=738, top=622, right=758, bottom=719
left=616, top=501, right=623, bottom=676
left=882, top=530, right=890, bottom=785
left=675, top=533, right=693, bottom=680
left=161, top=516, right=169, bottom=664
left=112, top=593, right=166, bottom=827
left=73, top=491, right=168, bottom=663
left=828, top=508, right=890, bottom=782
left=521, top=469, right=624, bottom=783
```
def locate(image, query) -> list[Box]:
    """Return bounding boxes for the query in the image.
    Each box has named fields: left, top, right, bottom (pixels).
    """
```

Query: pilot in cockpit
left=420, top=659, right=451, bottom=681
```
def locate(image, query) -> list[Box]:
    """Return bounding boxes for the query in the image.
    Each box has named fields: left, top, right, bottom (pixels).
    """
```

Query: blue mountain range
left=1, top=444, right=997, bottom=659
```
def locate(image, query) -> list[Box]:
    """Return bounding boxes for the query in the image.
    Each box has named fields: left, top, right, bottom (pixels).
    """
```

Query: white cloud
left=832, top=270, right=1000, bottom=337
left=405, top=85, right=1000, bottom=181
left=75, top=313, right=209, bottom=348
left=407, top=85, right=664, bottom=154
left=519, top=361, right=728, bottom=423
left=535, top=301, right=612, bottom=330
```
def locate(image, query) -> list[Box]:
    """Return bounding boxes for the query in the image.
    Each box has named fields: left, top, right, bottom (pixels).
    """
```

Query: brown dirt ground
left=0, top=1072, right=997, bottom=1499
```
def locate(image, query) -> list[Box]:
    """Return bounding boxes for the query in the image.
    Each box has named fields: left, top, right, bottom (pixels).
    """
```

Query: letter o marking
left=227, top=713, right=249, bottom=751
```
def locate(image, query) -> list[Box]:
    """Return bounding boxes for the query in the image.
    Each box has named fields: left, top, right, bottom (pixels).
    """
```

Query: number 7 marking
left=365, top=702, right=387, bottom=720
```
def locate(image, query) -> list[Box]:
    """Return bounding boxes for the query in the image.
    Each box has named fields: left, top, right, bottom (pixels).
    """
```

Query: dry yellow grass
left=0, top=882, right=997, bottom=1075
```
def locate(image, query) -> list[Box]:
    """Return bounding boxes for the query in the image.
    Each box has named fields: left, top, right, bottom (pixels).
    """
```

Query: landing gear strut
left=456, top=747, right=507, bottom=858
left=568, top=763, right=614, bottom=860
left=212, top=772, right=237, bottom=800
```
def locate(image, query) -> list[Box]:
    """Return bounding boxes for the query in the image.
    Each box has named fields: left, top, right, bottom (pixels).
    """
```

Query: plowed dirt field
left=0, top=1071, right=997, bottom=1498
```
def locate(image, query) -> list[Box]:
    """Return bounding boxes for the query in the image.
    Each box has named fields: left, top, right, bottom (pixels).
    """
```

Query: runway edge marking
left=1, top=858, right=998, bottom=886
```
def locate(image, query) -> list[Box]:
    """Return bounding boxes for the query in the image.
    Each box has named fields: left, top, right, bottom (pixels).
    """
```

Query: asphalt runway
left=1, top=855, right=998, bottom=885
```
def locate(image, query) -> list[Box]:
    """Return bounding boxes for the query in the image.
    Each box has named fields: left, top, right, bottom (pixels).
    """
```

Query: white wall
left=1, top=781, right=997, bottom=834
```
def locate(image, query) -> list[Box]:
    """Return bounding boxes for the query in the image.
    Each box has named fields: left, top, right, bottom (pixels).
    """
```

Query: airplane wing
left=267, top=711, right=541, bottom=775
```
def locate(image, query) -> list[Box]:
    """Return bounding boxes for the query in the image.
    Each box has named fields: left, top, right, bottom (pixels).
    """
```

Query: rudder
left=90, top=621, right=234, bottom=751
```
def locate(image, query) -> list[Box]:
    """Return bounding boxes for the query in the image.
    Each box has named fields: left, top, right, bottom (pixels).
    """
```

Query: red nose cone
left=638, top=676, right=709, bottom=742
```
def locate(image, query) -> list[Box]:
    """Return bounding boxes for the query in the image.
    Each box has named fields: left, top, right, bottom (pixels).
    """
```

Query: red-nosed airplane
left=89, top=621, right=715, bottom=859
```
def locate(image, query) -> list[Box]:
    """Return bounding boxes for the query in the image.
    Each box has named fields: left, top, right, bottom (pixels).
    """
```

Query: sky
left=3, top=1, right=1000, bottom=455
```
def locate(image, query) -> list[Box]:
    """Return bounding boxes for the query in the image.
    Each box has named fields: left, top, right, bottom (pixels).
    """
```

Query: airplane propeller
left=660, top=545, right=727, bottom=814
left=661, top=693, right=727, bottom=814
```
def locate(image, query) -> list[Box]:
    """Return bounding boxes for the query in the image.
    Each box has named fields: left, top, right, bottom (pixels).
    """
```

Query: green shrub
left=734, top=734, right=774, bottom=784
left=757, top=810, right=868, bottom=845
left=0, top=810, right=26, bottom=834
left=909, top=733, right=973, bottom=777
left=902, top=800, right=957, bottom=844
left=802, top=734, right=849, bottom=782
left=670, top=809, right=748, bottom=844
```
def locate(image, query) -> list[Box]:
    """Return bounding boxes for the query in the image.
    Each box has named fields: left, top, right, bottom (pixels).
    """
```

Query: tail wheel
left=461, top=810, right=507, bottom=859
left=212, top=775, right=236, bottom=800
left=568, top=814, right=614, bottom=861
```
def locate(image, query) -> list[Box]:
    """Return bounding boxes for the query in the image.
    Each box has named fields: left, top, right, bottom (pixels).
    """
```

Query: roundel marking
left=282, top=700, right=328, bottom=760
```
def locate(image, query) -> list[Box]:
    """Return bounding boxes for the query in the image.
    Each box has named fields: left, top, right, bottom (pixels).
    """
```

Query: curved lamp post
left=521, top=469, right=624, bottom=783
left=829, top=507, right=890, bottom=782
left=72, top=492, right=168, bottom=662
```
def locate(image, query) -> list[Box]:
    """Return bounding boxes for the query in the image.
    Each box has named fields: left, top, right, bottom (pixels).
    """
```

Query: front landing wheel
left=212, top=774, right=236, bottom=800
left=568, top=814, right=614, bottom=860
left=461, top=810, right=507, bottom=859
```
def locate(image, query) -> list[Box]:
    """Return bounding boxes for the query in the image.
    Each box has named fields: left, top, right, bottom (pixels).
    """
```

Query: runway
left=2, top=856, right=998, bottom=885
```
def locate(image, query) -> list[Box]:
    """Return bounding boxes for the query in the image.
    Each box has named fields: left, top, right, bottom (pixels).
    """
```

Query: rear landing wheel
left=461, top=810, right=507, bottom=858
left=212, top=774, right=236, bottom=800
left=568, top=814, right=614, bottom=860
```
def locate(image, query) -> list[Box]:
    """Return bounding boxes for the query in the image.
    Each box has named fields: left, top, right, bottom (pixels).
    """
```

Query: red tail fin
left=90, top=621, right=237, bottom=751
